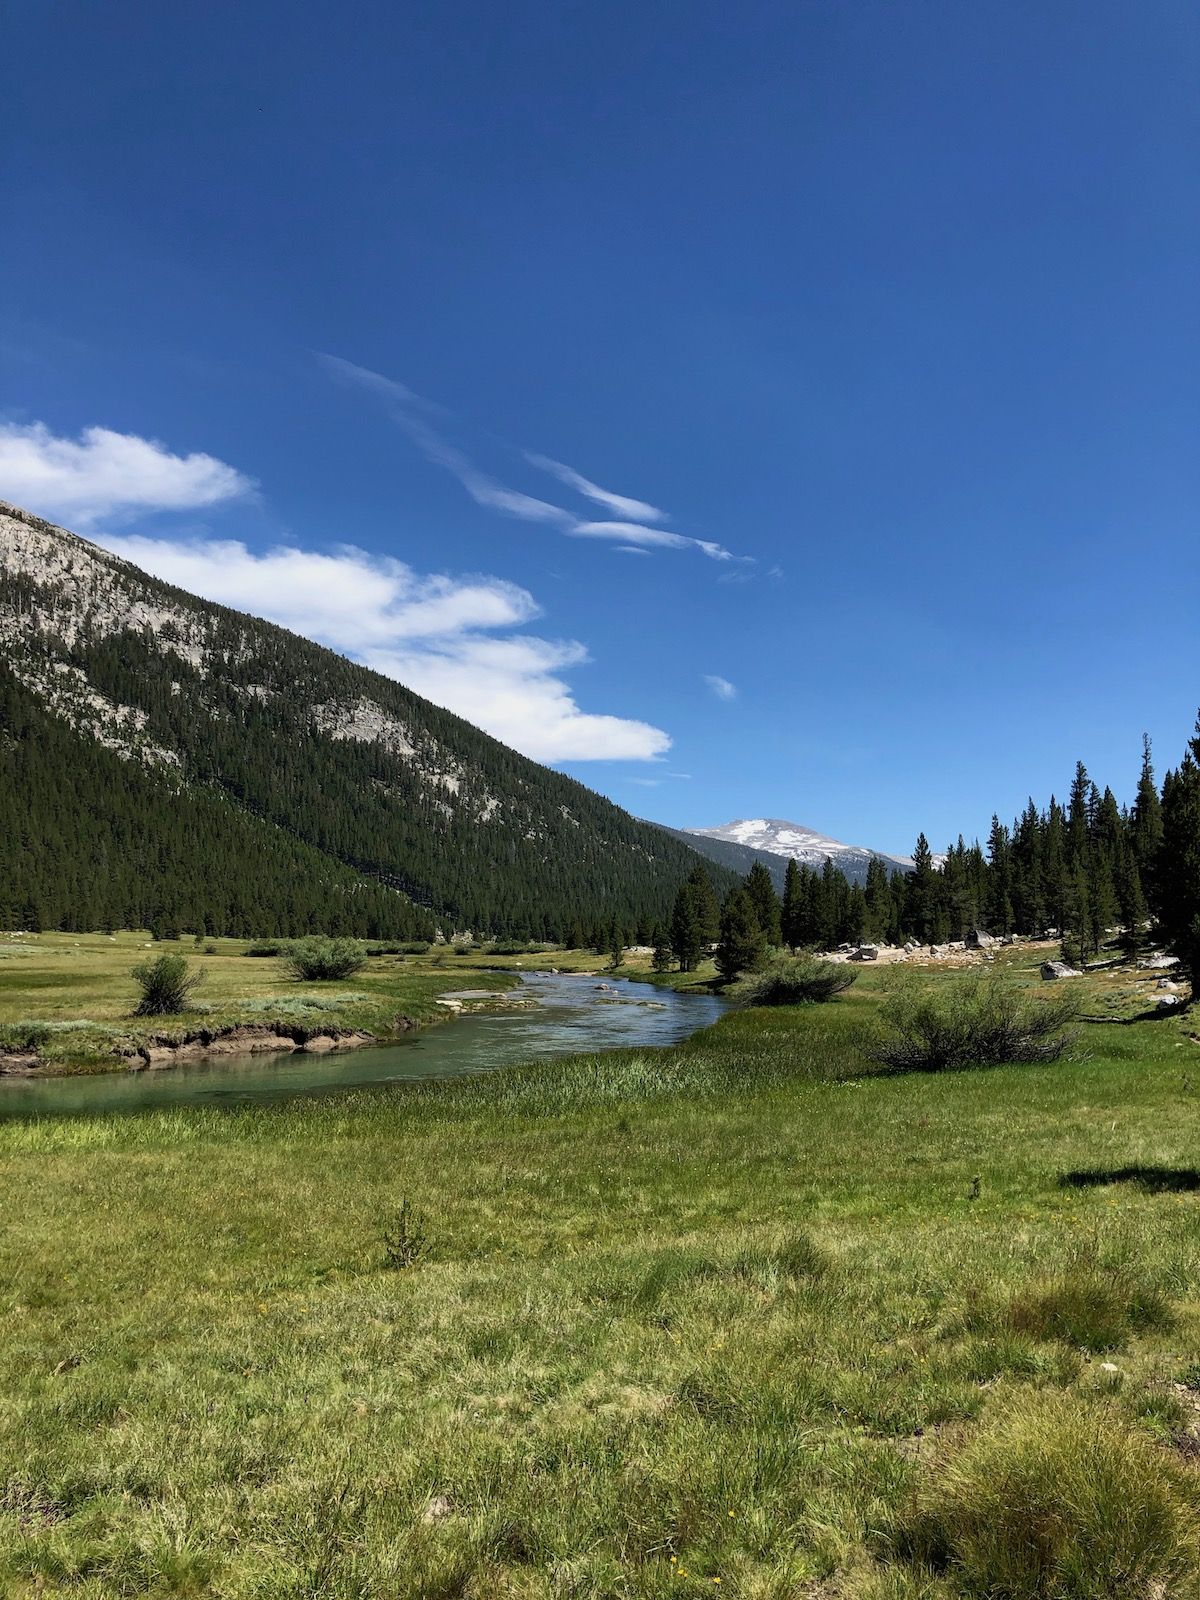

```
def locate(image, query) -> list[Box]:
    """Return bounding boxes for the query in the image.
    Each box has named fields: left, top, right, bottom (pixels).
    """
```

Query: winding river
left=0, top=972, right=726, bottom=1119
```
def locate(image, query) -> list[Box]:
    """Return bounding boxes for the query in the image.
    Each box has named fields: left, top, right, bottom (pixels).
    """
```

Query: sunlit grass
left=0, top=943, right=1197, bottom=1594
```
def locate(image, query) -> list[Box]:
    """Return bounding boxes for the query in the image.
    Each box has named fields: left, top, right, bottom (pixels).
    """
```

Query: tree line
left=661, top=716, right=1200, bottom=981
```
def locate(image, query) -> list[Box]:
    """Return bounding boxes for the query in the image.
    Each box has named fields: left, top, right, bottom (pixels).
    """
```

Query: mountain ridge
left=680, top=817, right=912, bottom=888
left=0, top=499, right=735, bottom=938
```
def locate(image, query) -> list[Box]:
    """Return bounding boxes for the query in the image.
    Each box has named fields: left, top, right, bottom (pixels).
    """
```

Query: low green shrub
left=0, top=1022, right=52, bottom=1051
left=732, top=955, right=857, bottom=1007
left=364, top=941, right=431, bottom=956
left=245, top=939, right=286, bottom=957
left=871, top=976, right=1078, bottom=1073
left=381, top=1199, right=429, bottom=1269
left=131, top=954, right=204, bottom=1016
left=888, top=1394, right=1198, bottom=1598
left=282, top=938, right=367, bottom=982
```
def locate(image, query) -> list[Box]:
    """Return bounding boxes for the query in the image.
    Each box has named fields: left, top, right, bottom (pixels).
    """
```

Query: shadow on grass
left=1059, top=1166, right=1200, bottom=1194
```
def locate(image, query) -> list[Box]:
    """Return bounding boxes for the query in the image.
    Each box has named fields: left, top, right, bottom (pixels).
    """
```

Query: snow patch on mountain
left=685, top=818, right=912, bottom=876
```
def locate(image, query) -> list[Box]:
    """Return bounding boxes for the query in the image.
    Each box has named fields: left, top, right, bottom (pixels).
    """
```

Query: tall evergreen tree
left=687, top=864, right=722, bottom=946
left=1157, top=714, right=1200, bottom=981
left=743, top=861, right=782, bottom=947
left=1132, top=733, right=1165, bottom=908
left=670, top=882, right=704, bottom=972
left=780, top=859, right=801, bottom=950
left=715, top=888, right=766, bottom=982
left=907, top=833, right=937, bottom=943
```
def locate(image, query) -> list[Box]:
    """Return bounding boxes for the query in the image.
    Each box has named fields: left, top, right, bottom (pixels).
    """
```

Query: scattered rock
left=422, top=1494, right=455, bottom=1523
left=1042, top=960, right=1083, bottom=980
left=1158, top=979, right=1179, bottom=991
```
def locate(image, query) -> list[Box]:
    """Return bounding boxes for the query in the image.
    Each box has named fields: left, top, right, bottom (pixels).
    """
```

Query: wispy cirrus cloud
left=704, top=674, right=737, bottom=702
left=0, top=421, right=253, bottom=528
left=523, top=452, right=666, bottom=523
left=320, top=353, right=737, bottom=561
left=95, top=531, right=671, bottom=763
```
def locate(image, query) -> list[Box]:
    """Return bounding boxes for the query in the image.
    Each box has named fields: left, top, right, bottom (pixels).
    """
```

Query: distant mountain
left=680, top=818, right=912, bottom=888
left=0, top=500, right=734, bottom=938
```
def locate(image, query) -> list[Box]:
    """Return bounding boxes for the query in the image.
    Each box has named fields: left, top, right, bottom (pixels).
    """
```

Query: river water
left=0, top=972, right=726, bottom=1119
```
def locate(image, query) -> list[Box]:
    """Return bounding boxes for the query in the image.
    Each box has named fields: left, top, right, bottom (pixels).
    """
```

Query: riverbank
left=0, top=932, right=598, bottom=1076
left=1, top=951, right=1197, bottom=1596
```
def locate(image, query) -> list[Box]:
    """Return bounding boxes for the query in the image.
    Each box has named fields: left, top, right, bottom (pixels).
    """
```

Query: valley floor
left=0, top=953, right=1198, bottom=1597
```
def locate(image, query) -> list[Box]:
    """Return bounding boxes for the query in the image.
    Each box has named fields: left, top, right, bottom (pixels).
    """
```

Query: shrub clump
left=283, top=938, right=367, bottom=981
left=245, top=939, right=286, bottom=957
left=732, top=955, right=857, bottom=1007
left=132, top=954, right=204, bottom=1016
left=381, top=1199, right=429, bottom=1269
left=871, top=976, right=1078, bottom=1073
left=889, top=1394, right=1198, bottom=1598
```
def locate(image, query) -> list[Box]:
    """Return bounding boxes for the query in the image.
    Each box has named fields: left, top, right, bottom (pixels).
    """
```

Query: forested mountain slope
left=0, top=501, right=731, bottom=938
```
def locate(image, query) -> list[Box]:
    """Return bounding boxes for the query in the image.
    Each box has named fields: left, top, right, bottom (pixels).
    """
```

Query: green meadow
left=0, top=944, right=1198, bottom=1597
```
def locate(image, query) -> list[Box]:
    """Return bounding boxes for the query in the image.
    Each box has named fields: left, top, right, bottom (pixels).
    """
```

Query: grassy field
left=0, top=933, right=629, bottom=1074
left=0, top=943, right=1197, bottom=1597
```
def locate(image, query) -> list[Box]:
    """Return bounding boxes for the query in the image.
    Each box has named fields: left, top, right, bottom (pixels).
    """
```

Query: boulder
left=966, top=928, right=997, bottom=948
left=1041, top=960, right=1082, bottom=980
left=1156, top=994, right=1182, bottom=1011
left=1138, top=954, right=1180, bottom=971
left=850, top=944, right=879, bottom=962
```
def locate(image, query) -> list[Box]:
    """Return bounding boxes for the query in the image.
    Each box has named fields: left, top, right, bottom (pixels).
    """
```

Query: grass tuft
left=1007, top=1264, right=1173, bottom=1352
left=888, top=1393, right=1199, bottom=1598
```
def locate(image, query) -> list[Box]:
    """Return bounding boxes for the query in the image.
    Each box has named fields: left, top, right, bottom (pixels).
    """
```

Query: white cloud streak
left=94, top=532, right=671, bottom=763
left=0, top=422, right=253, bottom=527
left=704, top=674, right=737, bottom=702
left=320, top=354, right=735, bottom=560
left=523, top=452, right=666, bottom=523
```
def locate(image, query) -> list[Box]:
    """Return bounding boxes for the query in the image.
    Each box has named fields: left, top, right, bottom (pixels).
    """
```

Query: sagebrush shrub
left=732, top=955, right=857, bottom=1007
left=132, top=954, right=204, bottom=1015
left=282, top=938, right=367, bottom=981
left=871, top=976, right=1077, bottom=1072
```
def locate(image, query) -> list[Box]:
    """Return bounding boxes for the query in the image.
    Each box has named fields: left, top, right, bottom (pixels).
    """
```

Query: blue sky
left=2, top=0, right=1197, bottom=854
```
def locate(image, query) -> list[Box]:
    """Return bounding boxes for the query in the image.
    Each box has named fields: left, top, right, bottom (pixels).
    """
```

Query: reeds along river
left=0, top=972, right=727, bottom=1120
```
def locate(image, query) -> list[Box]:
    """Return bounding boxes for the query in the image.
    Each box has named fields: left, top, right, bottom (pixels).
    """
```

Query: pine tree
left=1116, top=852, right=1149, bottom=956
left=686, top=864, right=721, bottom=946
left=1061, top=862, right=1094, bottom=969
left=907, top=833, right=937, bottom=943
left=1067, top=761, right=1092, bottom=868
left=1131, top=734, right=1165, bottom=910
left=985, top=815, right=1014, bottom=933
left=743, top=862, right=782, bottom=947
left=1158, top=714, right=1200, bottom=981
left=715, top=889, right=766, bottom=982
left=781, top=858, right=803, bottom=951
left=670, top=882, right=703, bottom=972
left=651, top=925, right=673, bottom=972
